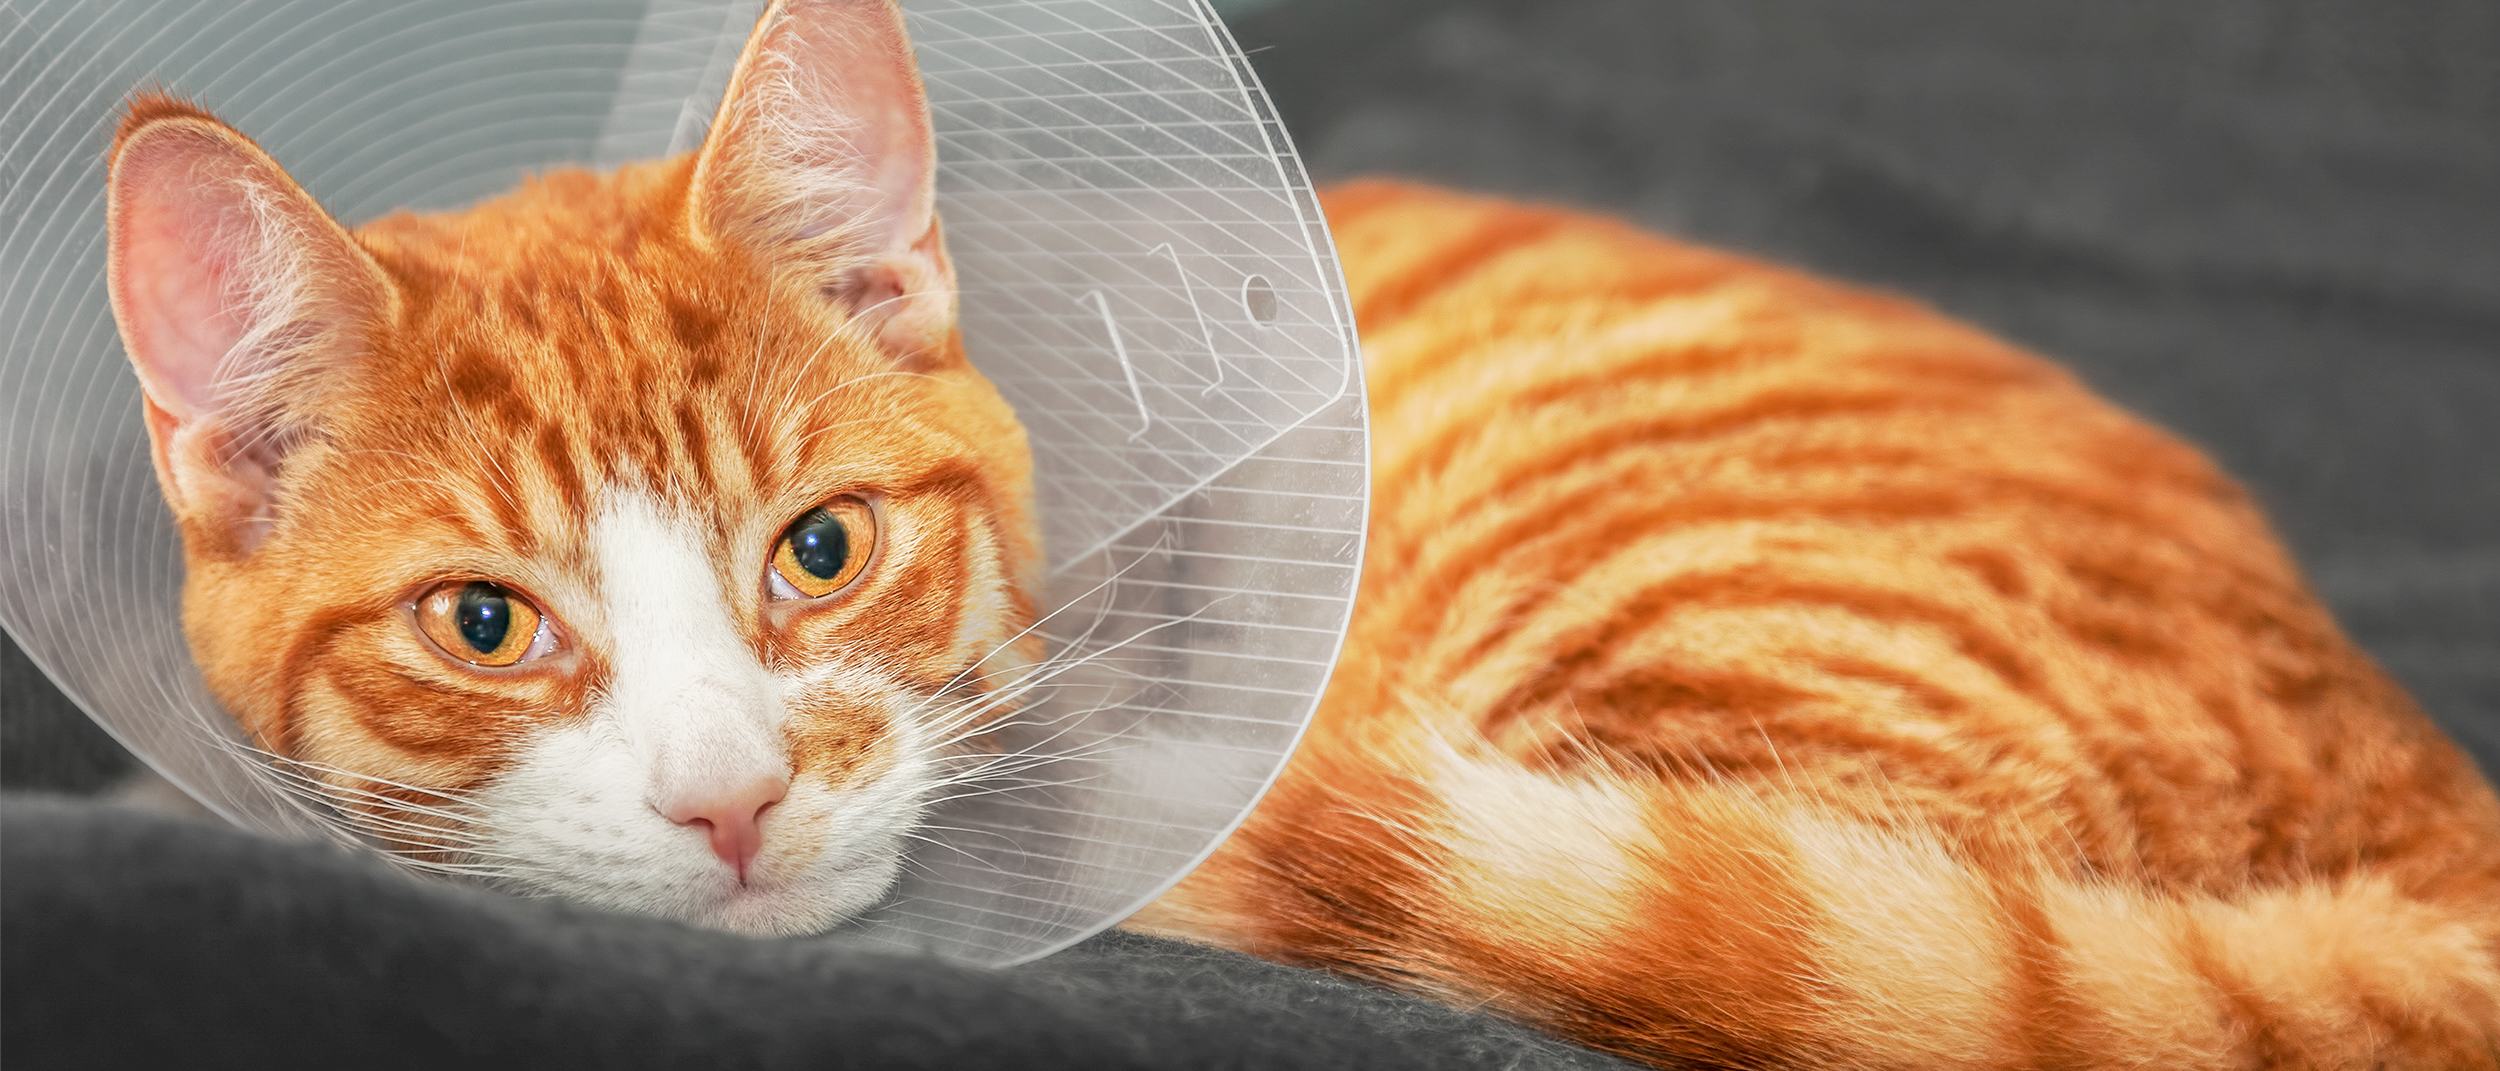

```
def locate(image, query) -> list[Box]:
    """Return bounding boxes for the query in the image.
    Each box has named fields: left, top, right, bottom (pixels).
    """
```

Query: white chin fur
left=440, top=488, right=957, bottom=935
left=467, top=715, right=935, bottom=936
left=448, top=487, right=942, bottom=934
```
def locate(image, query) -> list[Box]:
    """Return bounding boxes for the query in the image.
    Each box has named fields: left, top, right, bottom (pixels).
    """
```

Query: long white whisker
left=914, top=583, right=1230, bottom=749
left=921, top=533, right=1182, bottom=699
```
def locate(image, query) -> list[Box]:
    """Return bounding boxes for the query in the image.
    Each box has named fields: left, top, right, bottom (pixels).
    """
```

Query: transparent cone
left=0, top=0, right=1365, bottom=965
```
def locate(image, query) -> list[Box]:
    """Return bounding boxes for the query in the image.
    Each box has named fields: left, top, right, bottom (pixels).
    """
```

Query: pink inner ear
left=692, top=0, right=957, bottom=364
left=700, top=0, right=937, bottom=257
left=828, top=24, right=937, bottom=255
left=109, top=129, right=270, bottom=424
left=107, top=109, right=388, bottom=549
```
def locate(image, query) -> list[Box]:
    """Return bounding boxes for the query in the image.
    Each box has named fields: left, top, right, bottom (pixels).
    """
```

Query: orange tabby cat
left=1131, top=182, right=2500, bottom=1067
left=111, top=0, right=1043, bottom=934
left=106, top=0, right=2500, bottom=1067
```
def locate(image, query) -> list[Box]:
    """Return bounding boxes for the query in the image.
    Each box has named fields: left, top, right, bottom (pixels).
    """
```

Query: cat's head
left=104, top=0, right=1040, bottom=935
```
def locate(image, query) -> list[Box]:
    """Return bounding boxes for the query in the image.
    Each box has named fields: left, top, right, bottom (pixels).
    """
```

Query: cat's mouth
left=693, top=845, right=905, bottom=937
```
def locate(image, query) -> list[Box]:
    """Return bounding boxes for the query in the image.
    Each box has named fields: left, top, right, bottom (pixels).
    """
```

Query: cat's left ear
left=690, top=0, right=954, bottom=368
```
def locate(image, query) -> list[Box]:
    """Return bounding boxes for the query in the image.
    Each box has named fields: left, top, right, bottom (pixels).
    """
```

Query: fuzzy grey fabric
left=2, top=796, right=1635, bottom=1070
left=5, top=0, right=2493, bottom=1067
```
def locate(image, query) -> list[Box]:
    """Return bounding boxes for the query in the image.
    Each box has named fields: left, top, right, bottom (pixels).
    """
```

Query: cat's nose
left=661, top=775, right=788, bottom=883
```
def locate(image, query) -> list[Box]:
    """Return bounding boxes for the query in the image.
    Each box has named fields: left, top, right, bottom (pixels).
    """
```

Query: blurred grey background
left=8, top=0, right=2497, bottom=788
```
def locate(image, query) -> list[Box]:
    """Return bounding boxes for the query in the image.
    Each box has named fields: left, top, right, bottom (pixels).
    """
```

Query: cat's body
left=1135, top=183, right=2500, bottom=1067
left=103, top=1, right=2500, bottom=1067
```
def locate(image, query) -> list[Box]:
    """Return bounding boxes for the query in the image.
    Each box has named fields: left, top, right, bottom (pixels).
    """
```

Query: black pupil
left=455, top=582, right=513, bottom=653
left=790, top=508, right=850, bottom=581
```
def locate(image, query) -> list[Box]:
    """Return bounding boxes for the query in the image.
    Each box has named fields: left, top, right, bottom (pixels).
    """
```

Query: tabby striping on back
left=1131, top=183, right=2500, bottom=1067
left=101, top=0, right=2499, bottom=1067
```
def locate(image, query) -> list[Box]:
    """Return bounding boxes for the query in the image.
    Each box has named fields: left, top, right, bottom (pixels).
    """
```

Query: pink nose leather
left=663, top=776, right=787, bottom=883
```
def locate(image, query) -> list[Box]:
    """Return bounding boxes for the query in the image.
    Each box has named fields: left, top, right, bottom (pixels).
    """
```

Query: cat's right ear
left=107, top=94, right=392, bottom=557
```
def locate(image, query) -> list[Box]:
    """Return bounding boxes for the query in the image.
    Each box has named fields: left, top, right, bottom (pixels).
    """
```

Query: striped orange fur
left=109, top=0, right=1046, bottom=934
left=105, top=1, right=2500, bottom=1064
left=1130, top=182, right=2500, bottom=1069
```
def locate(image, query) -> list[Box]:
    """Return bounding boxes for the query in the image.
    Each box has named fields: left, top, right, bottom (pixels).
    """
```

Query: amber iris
left=415, top=581, right=543, bottom=667
left=772, top=496, right=876, bottom=598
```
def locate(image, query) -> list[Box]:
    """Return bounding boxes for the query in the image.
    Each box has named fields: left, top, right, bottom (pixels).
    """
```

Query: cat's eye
left=770, top=496, right=877, bottom=600
left=414, top=581, right=554, bottom=667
